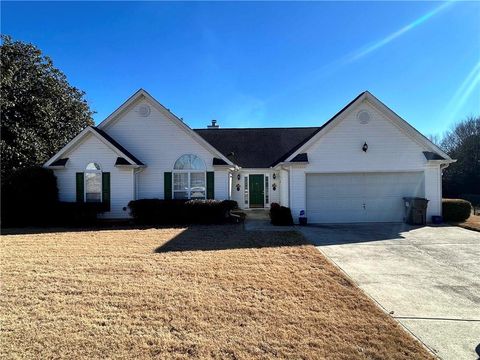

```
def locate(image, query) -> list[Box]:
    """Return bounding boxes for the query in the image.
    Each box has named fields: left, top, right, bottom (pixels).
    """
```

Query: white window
left=173, top=155, right=206, bottom=200
left=85, top=162, right=102, bottom=203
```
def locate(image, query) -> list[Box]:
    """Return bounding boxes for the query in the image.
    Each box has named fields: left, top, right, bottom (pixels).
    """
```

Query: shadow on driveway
left=299, top=223, right=428, bottom=246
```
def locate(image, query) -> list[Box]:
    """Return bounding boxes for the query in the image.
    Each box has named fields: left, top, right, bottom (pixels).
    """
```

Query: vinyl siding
left=53, top=133, right=133, bottom=218
left=289, top=101, right=442, bottom=222
left=279, top=169, right=289, bottom=207
left=100, top=98, right=229, bottom=201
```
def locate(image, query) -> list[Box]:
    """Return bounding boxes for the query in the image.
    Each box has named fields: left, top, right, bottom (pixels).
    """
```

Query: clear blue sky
left=2, top=1, right=479, bottom=136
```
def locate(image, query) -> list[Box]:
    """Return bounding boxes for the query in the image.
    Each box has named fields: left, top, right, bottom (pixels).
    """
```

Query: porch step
left=244, top=210, right=270, bottom=221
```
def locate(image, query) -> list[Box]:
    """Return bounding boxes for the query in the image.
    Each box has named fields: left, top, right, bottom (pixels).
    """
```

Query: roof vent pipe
left=207, top=120, right=219, bottom=129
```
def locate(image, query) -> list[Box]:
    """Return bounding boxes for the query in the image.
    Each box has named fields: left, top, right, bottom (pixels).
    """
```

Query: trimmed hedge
left=269, top=203, right=294, bottom=226
left=128, top=199, right=238, bottom=225
left=1, top=167, right=58, bottom=227
left=459, top=194, right=480, bottom=208
left=442, top=199, right=472, bottom=222
left=55, top=202, right=105, bottom=226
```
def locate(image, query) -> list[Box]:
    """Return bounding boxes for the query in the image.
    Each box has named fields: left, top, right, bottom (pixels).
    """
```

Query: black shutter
left=76, top=173, right=84, bottom=203
left=206, top=172, right=214, bottom=199
left=164, top=172, right=172, bottom=200
left=102, top=172, right=111, bottom=211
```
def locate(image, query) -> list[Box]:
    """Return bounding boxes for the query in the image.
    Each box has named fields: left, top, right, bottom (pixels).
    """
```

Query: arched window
left=85, top=162, right=102, bottom=202
left=173, top=155, right=206, bottom=199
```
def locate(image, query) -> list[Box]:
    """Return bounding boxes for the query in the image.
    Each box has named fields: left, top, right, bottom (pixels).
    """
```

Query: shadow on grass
left=1, top=221, right=183, bottom=236
left=154, top=225, right=307, bottom=253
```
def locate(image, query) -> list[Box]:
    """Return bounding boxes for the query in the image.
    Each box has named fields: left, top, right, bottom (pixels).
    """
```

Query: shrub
left=128, top=199, right=187, bottom=225
left=1, top=167, right=58, bottom=227
left=442, top=199, right=472, bottom=222
left=269, top=202, right=294, bottom=226
left=221, top=200, right=239, bottom=211
left=128, top=199, right=238, bottom=225
left=459, top=194, right=480, bottom=208
left=55, top=202, right=104, bottom=226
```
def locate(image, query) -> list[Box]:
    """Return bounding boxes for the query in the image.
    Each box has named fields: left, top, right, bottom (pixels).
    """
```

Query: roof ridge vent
left=207, top=119, right=219, bottom=129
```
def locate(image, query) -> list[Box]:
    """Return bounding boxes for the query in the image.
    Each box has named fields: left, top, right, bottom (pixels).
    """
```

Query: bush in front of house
left=127, top=199, right=239, bottom=225
left=459, top=194, right=480, bottom=214
left=1, top=166, right=59, bottom=227
left=55, top=202, right=105, bottom=226
left=269, top=202, right=294, bottom=226
left=442, top=199, right=472, bottom=222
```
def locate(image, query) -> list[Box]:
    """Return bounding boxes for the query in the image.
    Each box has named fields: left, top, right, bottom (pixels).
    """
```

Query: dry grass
left=453, top=214, right=480, bottom=232
left=1, top=225, right=432, bottom=359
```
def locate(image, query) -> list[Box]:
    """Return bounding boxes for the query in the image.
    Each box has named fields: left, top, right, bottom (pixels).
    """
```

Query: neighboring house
left=44, top=89, right=454, bottom=223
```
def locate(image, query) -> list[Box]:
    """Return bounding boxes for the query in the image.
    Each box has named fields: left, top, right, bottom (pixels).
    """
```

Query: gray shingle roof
left=92, top=127, right=144, bottom=166
left=194, top=127, right=321, bottom=168
left=423, top=151, right=445, bottom=160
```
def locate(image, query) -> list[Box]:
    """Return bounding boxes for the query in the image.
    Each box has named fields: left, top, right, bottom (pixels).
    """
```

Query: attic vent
left=357, top=110, right=371, bottom=124
left=136, top=104, right=151, bottom=117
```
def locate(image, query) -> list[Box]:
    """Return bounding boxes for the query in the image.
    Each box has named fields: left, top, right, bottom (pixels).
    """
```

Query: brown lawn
left=0, top=225, right=432, bottom=359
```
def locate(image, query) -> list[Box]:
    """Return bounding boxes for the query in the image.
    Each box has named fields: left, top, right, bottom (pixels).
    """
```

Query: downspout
left=133, top=167, right=145, bottom=200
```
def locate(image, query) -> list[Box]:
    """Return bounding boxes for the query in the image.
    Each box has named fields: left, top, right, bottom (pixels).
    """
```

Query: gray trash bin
left=403, top=197, right=429, bottom=225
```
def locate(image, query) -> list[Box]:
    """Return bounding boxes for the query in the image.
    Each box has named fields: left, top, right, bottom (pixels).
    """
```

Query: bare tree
left=441, top=115, right=480, bottom=198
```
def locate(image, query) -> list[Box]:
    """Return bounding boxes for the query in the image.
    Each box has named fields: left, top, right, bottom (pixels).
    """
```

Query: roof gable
left=285, top=91, right=453, bottom=163
left=44, top=126, right=143, bottom=167
left=96, top=89, right=234, bottom=166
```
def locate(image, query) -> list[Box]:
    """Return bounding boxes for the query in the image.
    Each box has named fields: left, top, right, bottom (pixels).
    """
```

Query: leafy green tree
left=441, top=116, right=480, bottom=198
left=1, top=35, right=94, bottom=179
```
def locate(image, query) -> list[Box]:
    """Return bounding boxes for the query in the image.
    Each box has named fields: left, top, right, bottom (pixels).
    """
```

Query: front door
left=249, top=175, right=264, bottom=208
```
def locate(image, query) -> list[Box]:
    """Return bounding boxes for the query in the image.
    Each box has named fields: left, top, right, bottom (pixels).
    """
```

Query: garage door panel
left=306, top=172, right=425, bottom=223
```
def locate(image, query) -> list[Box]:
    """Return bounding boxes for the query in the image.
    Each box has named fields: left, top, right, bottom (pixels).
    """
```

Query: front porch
left=229, top=169, right=287, bottom=210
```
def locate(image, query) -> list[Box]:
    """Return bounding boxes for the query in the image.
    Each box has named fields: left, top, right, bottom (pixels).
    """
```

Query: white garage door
left=306, top=172, right=425, bottom=223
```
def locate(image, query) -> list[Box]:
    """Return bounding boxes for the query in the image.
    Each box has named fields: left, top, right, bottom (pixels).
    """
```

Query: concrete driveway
left=298, top=224, right=480, bottom=360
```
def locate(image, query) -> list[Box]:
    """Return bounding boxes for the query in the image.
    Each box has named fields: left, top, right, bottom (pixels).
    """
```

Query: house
left=44, top=89, right=454, bottom=223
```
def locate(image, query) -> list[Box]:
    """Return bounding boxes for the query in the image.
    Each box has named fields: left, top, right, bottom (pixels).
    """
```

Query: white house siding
left=54, top=133, right=134, bottom=218
left=100, top=97, right=229, bottom=201
left=424, top=165, right=442, bottom=219
left=289, top=167, right=307, bottom=221
left=289, top=101, right=441, bottom=223
left=230, top=171, right=245, bottom=208
left=270, top=172, right=281, bottom=205
left=214, top=169, right=230, bottom=201
left=279, top=169, right=289, bottom=207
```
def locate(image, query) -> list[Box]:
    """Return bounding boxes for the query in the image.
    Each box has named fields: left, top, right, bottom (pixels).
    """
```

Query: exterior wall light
left=236, top=184, right=241, bottom=191
left=272, top=173, right=276, bottom=180
left=237, top=174, right=241, bottom=180
left=272, top=183, right=277, bottom=191
left=362, top=142, right=368, bottom=152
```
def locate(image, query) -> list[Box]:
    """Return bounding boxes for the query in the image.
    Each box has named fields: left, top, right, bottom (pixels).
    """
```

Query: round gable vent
left=357, top=110, right=371, bottom=124
left=136, top=104, right=151, bottom=117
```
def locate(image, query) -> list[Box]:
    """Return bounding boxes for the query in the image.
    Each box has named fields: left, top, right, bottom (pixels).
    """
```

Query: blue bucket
left=431, top=215, right=443, bottom=224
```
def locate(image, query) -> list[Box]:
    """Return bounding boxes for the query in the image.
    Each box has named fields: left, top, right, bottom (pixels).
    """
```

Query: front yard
left=1, top=225, right=432, bottom=359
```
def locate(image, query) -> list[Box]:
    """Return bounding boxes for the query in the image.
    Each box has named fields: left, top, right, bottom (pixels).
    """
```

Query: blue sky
left=2, top=1, right=479, bottom=136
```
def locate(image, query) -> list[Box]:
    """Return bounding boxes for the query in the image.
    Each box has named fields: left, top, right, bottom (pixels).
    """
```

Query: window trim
left=173, top=154, right=206, bottom=171
left=84, top=162, right=102, bottom=203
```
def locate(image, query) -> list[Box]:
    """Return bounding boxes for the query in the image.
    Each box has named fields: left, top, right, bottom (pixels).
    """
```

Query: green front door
left=249, top=175, right=264, bottom=208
